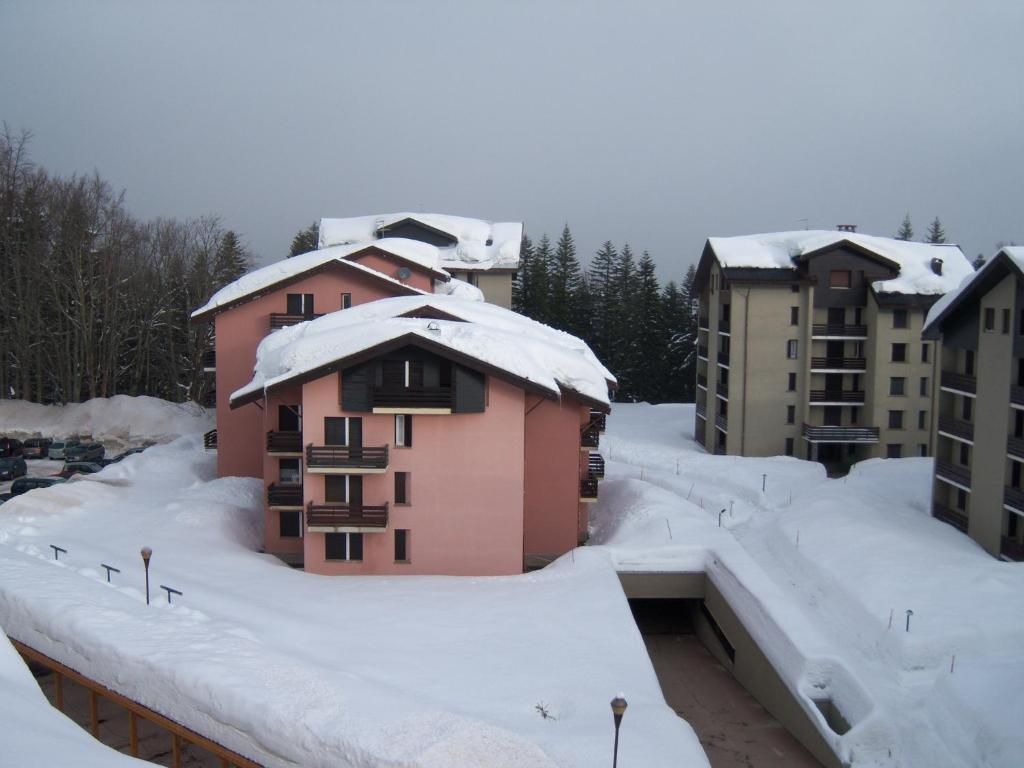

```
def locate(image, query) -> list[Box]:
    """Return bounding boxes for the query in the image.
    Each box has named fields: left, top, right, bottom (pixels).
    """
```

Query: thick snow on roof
left=319, top=213, right=523, bottom=271
left=708, top=230, right=971, bottom=296
left=191, top=241, right=437, bottom=318
left=924, top=246, right=1024, bottom=330
left=233, top=296, right=614, bottom=406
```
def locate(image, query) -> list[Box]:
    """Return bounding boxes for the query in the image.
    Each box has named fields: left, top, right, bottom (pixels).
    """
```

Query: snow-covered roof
left=707, top=230, right=971, bottom=296
left=232, top=296, right=614, bottom=407
left=924, top=246, right=1024, bottom=332
left=191, top=242, right=438, bottom=319
left=318, top=213, right=523, bottom=271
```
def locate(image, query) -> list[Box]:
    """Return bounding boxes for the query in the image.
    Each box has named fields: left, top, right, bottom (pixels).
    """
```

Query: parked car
left=105, top=446, right=146, bottom=465
left=21, top=437, right=53, bottom=459
left=0, top=456, right=27, bottom=481
left=0, top=492, right=14, bottom=504
left=64, top=442, right=105, bottom=462
left=58, top=461, right=104, bottom=479
left=0, top=437, right=24, bottom=458
left=10, top=476, right=67, bottom=495
left=48, top=439, right=82, bottom=460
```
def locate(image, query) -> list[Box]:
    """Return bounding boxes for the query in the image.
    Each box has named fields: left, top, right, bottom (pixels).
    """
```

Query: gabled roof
left=191, top=242, right=441, bottom=321
left=230, top=296, right=614, bottom=410
left=697, top=230, right=971, bottom=297
left=923, top=247, right=1024, bottom=338
left=318, top=213, right=524, bottom=271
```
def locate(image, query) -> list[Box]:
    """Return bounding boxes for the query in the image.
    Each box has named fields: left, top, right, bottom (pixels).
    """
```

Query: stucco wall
left=262, top=385, right=304, bottom=558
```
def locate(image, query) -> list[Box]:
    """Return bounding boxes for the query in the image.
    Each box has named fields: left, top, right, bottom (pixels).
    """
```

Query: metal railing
left=201, top=349, right=216, bottom=370
left=802, top=424, right=879, bottom=442
left=1008, top=435, right=1024, bottom=460
left=269, top=312, right=323, bottom=330
left=718, top=320, right=731, bottom=334
left=306, top=501, right=388, bottom=529
left=717, top=381, right=729, bottom=398
left=267, top=483, right=303, bottom=507
left=267, top=430, right=302, bottom=453
left=581, top=427, right=600, bottom=449
left=811, top=324, right=868, bottom=337
left=1004, top=486, right=1024, bottom=513
left=203, top=429, right=217, bottom=450
left=1012, top=386, right=1024, bottom=407
left=580, top=472, right=599, bottom=499
left=940, top=370, right=977, bottom=395
left=589, top=409, right=607, bottom=433
left=715, top=414, right=728, bottom=432
left=370, top=386, right=452, bottom=409
left=305, top=444, right=389, bottom=470
left=695, top=401, right=707, bottom=418
left=935, top=460, right=971, bottom=488
left=697, top=345, right=709, bottom=358
left=717, top=351, right=730, bottom=365
left=932, top=502, right=969, bottom=533
left=809, top=390, right=865, bottom=403
left=937, top=416, right=974, bottom=443
left=810, top=357, right=867, bottom=370
left=1000, top=536, right=1024, bottom=561
left=696, top=373, right=707, bottom=388
left=588, top=453, right=605, bottom=478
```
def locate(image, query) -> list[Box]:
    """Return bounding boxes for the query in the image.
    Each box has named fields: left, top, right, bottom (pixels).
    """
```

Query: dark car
left=0, top=492, right=14, bottom=504
left=0, top=437, right=23, bottom=458
left=107, top=446, right=145, bottom=464
left=0, top=456, right=27, bottom=481
left=64, top=442, right=105, bottom=462
left=10, top=476, right=67, bottom=495
left=21, top=437, right=53, bottom=459
left=58, top=461, right=104, bottom=479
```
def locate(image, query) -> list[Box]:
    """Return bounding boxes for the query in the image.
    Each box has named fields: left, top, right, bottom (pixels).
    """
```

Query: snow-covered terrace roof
left=706, top=230, right=971, bottom=296
left=318, top=213, right=523, bottom=271
left=924, top=246, right=1024, bottom=335
left=191, top=241, right=442, bottom=320
left=231, top=296, right=614, bottom=409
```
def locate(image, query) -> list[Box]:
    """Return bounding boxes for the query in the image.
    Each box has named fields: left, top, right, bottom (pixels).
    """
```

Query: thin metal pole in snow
left=888, top=609, right=894, bottom=630
left=796, top=530, right=800, bottom=547
left=101, top=564, right=120, bottom=583
left=50, top=545, right=67, bottom=561
left=686, top=483, right=695, bottom=500
left=762, top=474, right=767, bottom=492
left=950, top=655, right=956, bottom=674
left=718, top=509, right=725, bottom=527
left=665, top=519, right=673, bottom=539
left=905, top=609, right=913, bottom=632
left=729, top=500, right=734, bottom=517
left=675, top=458, right=680, bottom=475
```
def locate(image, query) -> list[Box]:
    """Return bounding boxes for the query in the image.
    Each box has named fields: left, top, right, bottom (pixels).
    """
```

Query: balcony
left=589, top=409, right=607, bottom=433
left=203, top=429, right=217, bottom=450
left=809, top=390, right=865, bottom=405
left=581, top=427, right=600, bottom=449
left=713, top=444, right=726, bottom=455
left=267, top=483, right=303, bottom=508
left=306, top=502, right=389, bottom=532
left=1008, top=435, right=1024, bottom=461
left=588, top=453, right=605, bottom=478
left=697, top=345, right=709, bottom=360
left=201, top=349, right=216, bottom=371
left=370, top=386, right=452, bottom=413
left=932, top=502, right=968, bottom=533
left=697, top=373, right=707, bottom=389
left=802, top=424, right=879, bottom=443
left=1001, top=536, right=1024, bottom=562
left=717, top=381, right=729, bottom=399
left=269, top=312, right=323, bottom=330
left=935, top=460, right=971, bottom=489
left=695, top=401, right=707, bottom=419
left=267, top=430, right=302, bottom=454
left=715, top=414, right=728, bottom=432
left=1012, top=386, right=1024, bottom=408
left=718, top=320, right=731, bottom=334
left=811, top=324, right=868, bottom=339
left=717, top=351, right=730, bottom=366
left=937, top=416, right=974, bottom=443
left=810, top=357, right=866, bottom=372
left=940, top=371, right=976, bottom=396
left=1004, top=486, right=1024, bottom=514
left=580, top=472, right=599, bottom=502
left=305, top=444, right=389, bottom=474
left=697, top=316, right=709, bottom=330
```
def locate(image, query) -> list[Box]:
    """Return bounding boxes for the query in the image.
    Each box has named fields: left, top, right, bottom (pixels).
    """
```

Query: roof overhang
left=375, top=217, right=459, bottom=246
left=345, top=244, right=450, bottom=282
left=922, top=249, right=1023, bottom=339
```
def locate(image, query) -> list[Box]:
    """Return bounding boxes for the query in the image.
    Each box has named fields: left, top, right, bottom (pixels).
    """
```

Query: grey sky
left=2, top=0, right=1021, bottom=280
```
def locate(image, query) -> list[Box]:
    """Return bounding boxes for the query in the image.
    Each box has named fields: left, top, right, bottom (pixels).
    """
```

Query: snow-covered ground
left=595, top=403, right=1024, bottom=768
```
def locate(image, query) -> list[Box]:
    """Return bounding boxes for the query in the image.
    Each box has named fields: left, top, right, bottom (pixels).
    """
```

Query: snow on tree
left=289, top=222, right=319, bottom=257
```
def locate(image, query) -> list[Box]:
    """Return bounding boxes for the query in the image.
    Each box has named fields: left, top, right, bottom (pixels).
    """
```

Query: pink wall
left=347, top=248, right=437, bottom=293
left=211, top=264, right=418, bottom=479
left=262, top=385, right=304, bottom=558
left=299, top=373, right=526, bottom=575
left=523, top=396, right=587, bottom=558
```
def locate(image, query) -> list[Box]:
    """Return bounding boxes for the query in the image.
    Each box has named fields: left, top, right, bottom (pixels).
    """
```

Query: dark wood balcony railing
left=811, top=324, right=868, bottom=338
left=1012, top=386, right=1024, bottom=407
left=1000, top=536, right=1024, bottom=561
left=935, top=460, right=971, bottom=488
left=717, top=381, right=729, bottom=398
left=370, top=386, right=453, bottom=409
left=203, top=429, right=217, bottom=450
left=306, top=444, right=389, bottom=470
left=200, top=390, right=216, bottom=408
left=588, top=453, right=605, bottom=478
left=937, top=416, right=974, bottom=443
left=1008, top=435, right=1024, bottom=460
left=201, top=349, right=216, bottom=370
left=802, top=424, right=879, bottom=442
left=695, top=401, right=707, bottom=418
left=306, top=502, right=388, bottom=529
left=809, top=390, right=865, bottom=403
left=589, top=409, right=607, bottom=433
left=581, top=427, right=600, bottom=449
left=1004, top=486, right=1024, bottom=513
left=697, top=345, right=709, bottom=358
left=267, top=430, right=302, bottom=453
left=269, top=312, right=323, bottom=330
left=697, top=373, right=707, bottom=388
left=932, top=502, right=968, bottom=533
left=715, top=414, right=728, bottom=432
left=940, top=370, right=977, bottom=395
left=810, top=357, right=867, bottom=371
left=580, top=472, right=599, bottom=500
left=717, top=351, right=730, bottom=365
left=267, top=483, right=303, bottom=507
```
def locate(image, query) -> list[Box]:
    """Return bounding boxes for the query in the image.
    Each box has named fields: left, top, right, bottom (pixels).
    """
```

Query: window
left=341, top=292, right=352, bottom=310
left=965, top=350, right=975, bottom=376
left=286, top=293, right=315, bottom=317
left=829, top=270, right=851, bottom=289
left=893, top=309, right=908, bottom=329
left=854, top=307, right=863, bottom=326
left=962, top=397, right=972, bottom=421
left=918, top=410, right=928, bottom=429
left=919, top=444, right=928, bottom=457
left=1003, top=308, right=1011, bottom=334
left=395, top=472, right=410, bottom=505
left=786, top=340, right=798, bottom=359
left=888, top=410, right=904, bottom=429
left=790, top=284, right=799, bottom=293
left=886, top=443, right=903, bottom=458
left=1014, top=462, right=1022, bottom=489
left=921, top=343, right=930, bottom=363
left=790, top=306, right=799, bottom=326
left=784, top=438, right=794, bottom=456
left=279, top=510, right=301, bottom=538
left=919, top=377, right=929, bottom=397
left=279, top=458, right=301, bottom=484
left=721, top=304, right=731, bottom=323
left=959, top=443, right=969, bottom=466
left=395, top=414, right=413, bottom=447
left=786, top=405, right=795, bottom=424
left=787, top=372, right=797, bottom=391
left=891, top=343, right=907, bottom=362
left=890, top=377, right=905, bottom=396
left=984, top=307, right=995, bottom=331
left=394, top=529, right=410, bottom=562
left=325, top=532, right=363, bottom=561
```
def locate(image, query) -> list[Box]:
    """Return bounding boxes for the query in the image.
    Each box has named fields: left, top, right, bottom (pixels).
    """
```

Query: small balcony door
left=325, top=475, right=363, bottom=506
left=824, top=374, right=842, bottom=392
left=827, top=307, right=845, bottom=326
left=286, top=293, right=315, bottom=318
left=824, top=406, right=842, bottom=426
left=279, top=405, right=301, bottom=432
left=325, top=416, right=362, bottom=447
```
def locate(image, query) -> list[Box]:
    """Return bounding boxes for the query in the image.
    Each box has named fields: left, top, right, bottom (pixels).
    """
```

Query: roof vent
left=836, top=224, right=857, bottom=233
left=426, top=321, right=441, bottom=333
left=931, top=257, right=943, bottom=276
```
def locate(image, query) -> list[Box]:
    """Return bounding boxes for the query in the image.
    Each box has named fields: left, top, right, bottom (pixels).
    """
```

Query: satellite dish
left=398, top=266, right=412, bottom=281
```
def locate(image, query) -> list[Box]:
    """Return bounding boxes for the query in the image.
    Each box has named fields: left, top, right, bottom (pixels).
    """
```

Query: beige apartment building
left=922, top=247, right=1024, bottom=561
left=694, top=229, right=971, bottom=473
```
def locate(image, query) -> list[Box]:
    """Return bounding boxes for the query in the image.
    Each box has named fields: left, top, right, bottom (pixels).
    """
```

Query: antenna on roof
left=836, top=224, right=858, bottom=233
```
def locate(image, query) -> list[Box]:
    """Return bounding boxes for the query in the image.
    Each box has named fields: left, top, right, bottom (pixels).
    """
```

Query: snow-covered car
left=48, top=439, right=81, bottom=460
left=64, top=442, right=105, bottom=462
left=9, top=477, right=66, bottom=495
left=0, top=456, right=27, bottom=480
left=58, top=461, right=104, bottom=479
left=100, top=446, right=146, bottom=466
left=21, top=437, right=53, bottom=458
left=0, top=492, right=14, bottom=504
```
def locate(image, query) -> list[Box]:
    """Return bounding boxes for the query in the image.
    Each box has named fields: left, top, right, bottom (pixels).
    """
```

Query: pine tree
left=289, top=222, right=319, bottom=256
left=547, top=224, right=583, bottom=335
left=528, top=234, right=552, bottom=324
left=586, top=241, right=617, bottom=364
left=212, top=230, right=250, bottom=288
left=611, top=243, right=639, bottom=400
left=895, top=214, right=914, bottom=241
left=926, top=217, right=946, bottom=244
left=632, top=251, right=664, bottom=402
left=512, top=234, right=534, bottom=314
left=972, top=253, right=986, bottom=270
left=660, top=280, right=692, bottom=402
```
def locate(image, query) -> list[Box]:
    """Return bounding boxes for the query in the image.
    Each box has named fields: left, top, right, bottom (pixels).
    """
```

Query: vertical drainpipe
left=740, top=287, right=751, bottom=455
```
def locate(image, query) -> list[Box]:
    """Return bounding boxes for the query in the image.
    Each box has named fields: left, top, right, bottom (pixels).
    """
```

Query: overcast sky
left=2, top=1, right=1021, bottom=279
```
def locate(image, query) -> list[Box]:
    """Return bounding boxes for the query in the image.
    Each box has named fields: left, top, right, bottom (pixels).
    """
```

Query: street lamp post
left=610, top=694, right=627, bottom=768
left=140, top=547, right=152, bottom=605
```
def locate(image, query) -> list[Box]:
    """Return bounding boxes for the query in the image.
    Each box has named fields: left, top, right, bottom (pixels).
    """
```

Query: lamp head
left=141, top=546, right=152, bottom=564
left=610, top=694, right=628, bottom=723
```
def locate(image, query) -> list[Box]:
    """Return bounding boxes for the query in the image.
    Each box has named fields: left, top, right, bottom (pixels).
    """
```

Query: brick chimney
left=931, top=257, right=944, bottom=275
